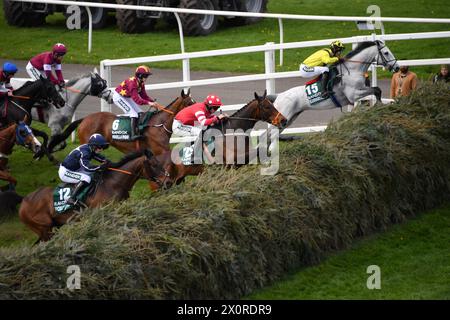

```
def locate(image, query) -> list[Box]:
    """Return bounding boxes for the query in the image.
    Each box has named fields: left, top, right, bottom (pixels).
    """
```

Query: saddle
left=304, top=67, right=342, bottom=107
left=111, top=111, right=157, bottom=142
left=52, top=175, right=101, bottom=214
left=305, top=66, right=341, bottom=90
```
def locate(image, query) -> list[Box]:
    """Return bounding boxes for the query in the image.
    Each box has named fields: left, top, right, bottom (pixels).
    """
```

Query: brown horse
left=0, top=120, right=42, bottom=190
left=171, top=90, right=287, bottom=181
left=19, top=149, right=167, bottom=243
left=48, top=90, right=195, bottom=156
left=48, top=90, right=197, bottom=188
left=210, top=90, right=287, bottom=165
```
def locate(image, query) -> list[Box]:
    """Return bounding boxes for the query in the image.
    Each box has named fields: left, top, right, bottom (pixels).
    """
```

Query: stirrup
left=321, top=91, right=331, bottom=98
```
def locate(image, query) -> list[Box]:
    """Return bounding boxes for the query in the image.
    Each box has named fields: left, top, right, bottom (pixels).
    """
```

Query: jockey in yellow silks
left=299, top=40, right=346, bottom=98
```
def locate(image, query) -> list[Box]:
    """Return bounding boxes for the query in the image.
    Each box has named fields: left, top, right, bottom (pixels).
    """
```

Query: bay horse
left=1, top=76, right=65, bottom=127
left=172, top=90, right=287, bottom=182
left=47, top=90, right=195, bottom=189
left=273, top=40, right=400, bottom=127
left=48, top=89, right=195, bottom=155
left=19, top=149, right=167, bottom=243
left=0, top=76, right=65, bottom=161
left=0, top=119, right=42, bottom=191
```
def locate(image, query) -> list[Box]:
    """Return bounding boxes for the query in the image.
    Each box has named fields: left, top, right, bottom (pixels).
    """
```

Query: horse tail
left=0, top=191, right=23, bottom=221
left=48, top=118, right=84, bottom=153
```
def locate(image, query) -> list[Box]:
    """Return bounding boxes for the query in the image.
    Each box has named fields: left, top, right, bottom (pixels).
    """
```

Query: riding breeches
left=113, top=91, right=143, bottom=118
left=299, top=64, right=329, bottom=78
left=173, top=119, right=204, bottom=162
left=59, top=165, right=92, bottom=184
left=26, top=62, right=46, bottom=80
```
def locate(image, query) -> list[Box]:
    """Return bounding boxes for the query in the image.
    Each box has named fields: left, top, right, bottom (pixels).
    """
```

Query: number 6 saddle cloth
left=111, top=111, right=157, bottom=142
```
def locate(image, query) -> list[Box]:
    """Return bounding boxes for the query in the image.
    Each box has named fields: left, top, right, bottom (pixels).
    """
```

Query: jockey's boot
left=131, top=117, right=142, bottom=140
left=321, top=72, right=332, bottom=99
left=66, top=181, right=88, bottom=207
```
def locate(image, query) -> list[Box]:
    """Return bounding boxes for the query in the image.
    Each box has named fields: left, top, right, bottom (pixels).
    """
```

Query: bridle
left=106, top=158, right=171, bottom=189
left=374, top=42, right=398, bottom=70
left=342, top=41, right=397, bottom=70
left=225, top=98, right=283, bottom=128
left=151, top=95, right=196, bottom=134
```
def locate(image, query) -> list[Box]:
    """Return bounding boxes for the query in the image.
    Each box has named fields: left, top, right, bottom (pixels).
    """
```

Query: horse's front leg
left=0, top=170, right=17, bottom=190
left=350, top=87, right=383, bottom=104
left=48, top=122, right=68, bottom=153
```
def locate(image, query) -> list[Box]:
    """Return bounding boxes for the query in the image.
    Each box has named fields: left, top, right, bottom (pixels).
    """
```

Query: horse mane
left=111, top=150, right=145, bottom=168
left=228, top=99, right=255, bottom=118
left=15, top=80, right=36, bottom=91
left=345, top=41, right=377, bottom=59
left=66, top=73, right=91, bottom=86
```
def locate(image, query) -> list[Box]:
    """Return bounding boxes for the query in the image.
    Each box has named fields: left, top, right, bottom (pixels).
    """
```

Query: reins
left=107, top=167, right=133, bottom=176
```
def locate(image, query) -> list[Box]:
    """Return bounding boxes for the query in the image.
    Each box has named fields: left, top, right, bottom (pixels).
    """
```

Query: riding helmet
left=88, top=134, right=109, bottom=149
left=204, top=94, right=223, bottom=108
left=135, top=65, right=152, bottom=79
left=330, top=40, right=345, bottom=51
left=53, top=43, right=67, bottom=55
left=2, top=62, right=18, bottom=74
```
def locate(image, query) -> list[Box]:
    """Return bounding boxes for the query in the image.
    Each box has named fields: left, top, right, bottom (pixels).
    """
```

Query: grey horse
left=30, top=70, right=110, bottom=152
left=273, top=40, right=400, bottom=127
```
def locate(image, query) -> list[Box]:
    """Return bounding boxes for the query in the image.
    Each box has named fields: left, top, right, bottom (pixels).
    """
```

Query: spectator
left=432, top=64, right=449, bottom=83
left=390, top=66, right=418, bottom=99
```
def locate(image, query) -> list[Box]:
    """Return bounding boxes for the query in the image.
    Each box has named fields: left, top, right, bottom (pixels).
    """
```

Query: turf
left=0, top=122, right=153, bottom=247
left=0, top=83, right=448, bottom=299
left=247, top=204, right=450, bottom=299
left=0, top=1, right=449, bottom=78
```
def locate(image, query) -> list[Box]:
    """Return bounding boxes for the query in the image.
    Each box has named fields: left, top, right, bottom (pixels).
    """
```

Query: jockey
left=113, top=65, right=157, bottom=137
left=173, top=94, right=226, bottom=162
left=299, top=40, right=346, bottom=98
left=26, top=43, right=67, bottom=87
left=58, top=133, right=110, bottom=206
left=0, top=62, right=18, bottom=99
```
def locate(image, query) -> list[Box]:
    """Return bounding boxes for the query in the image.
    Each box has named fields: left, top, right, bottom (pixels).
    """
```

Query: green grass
left=247, top=204, right=450, bottom=299
left=1, top=1, right=449, bottom=78
left=0, top=122, right=155, bottom=247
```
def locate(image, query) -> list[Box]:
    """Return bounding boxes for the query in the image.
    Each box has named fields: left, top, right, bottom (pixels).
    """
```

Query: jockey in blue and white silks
left=58, top=134, right=110, bottom=205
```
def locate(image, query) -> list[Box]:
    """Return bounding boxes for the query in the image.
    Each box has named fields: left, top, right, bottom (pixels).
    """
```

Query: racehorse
left=273, top=40, right=400, bottom=126
left=48, top=89, right=195, bottom=155
left=0, top=77, right=66, bottom=127
left=172, top=90, right=287, bottom=182
left=48, top=90, right=195, bottom=188
left=19, top=149, right=167, bottom=243
left=0, top=119, right=42, bottom=190
left=31, top=71, right=109, bottom=152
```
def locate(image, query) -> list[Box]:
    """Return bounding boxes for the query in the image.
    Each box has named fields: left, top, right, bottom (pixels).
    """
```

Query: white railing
left=9, top=0, right=450, bottom=140
left=100, top=31, right=450, bottom=109
left=11, top=0, right=450, bottom=57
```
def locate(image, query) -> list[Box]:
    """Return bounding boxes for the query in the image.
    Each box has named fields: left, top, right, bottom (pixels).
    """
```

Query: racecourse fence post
left=100, top=60, right=111, bottom=112
left=371, top=33, right=378, bottom=106
left=278, top=19, right=284, bottom=66
left=182, top=59, right=190, bottom=95
left=86, top=5, right=93, bottom=53
left=265, top=42, right=276, bottom=95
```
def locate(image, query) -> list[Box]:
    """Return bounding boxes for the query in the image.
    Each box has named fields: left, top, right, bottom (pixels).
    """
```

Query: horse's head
left=39, top=76, right=66, bottom=108
left=169, top=89, right=196, bottom=114
left=375, top=41, right=400, bottom=72
left=90, top=72, right=108, bottom=97
left=15, top=122, right=42, bottom=155
left=254, top=90, right=287, bottom=128
left=142, top=149, right=174, bottom=190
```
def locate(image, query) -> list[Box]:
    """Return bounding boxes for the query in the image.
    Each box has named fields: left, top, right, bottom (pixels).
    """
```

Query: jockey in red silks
left=173, top=94, right=226, bottom=162
left=113, top=65, right=158, bottom=136
left=0, top=62, right=18, bottom=99
left=26, top=43, right=67, bottom=88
